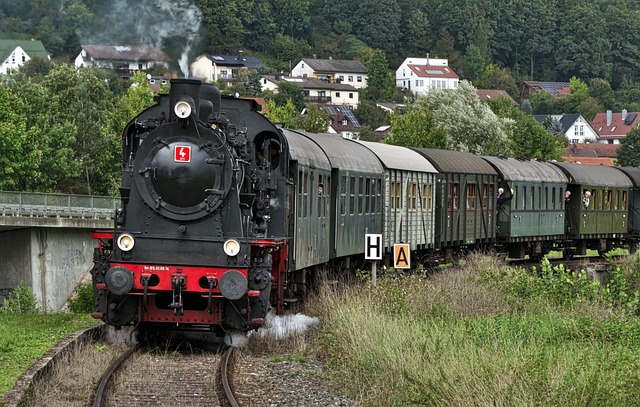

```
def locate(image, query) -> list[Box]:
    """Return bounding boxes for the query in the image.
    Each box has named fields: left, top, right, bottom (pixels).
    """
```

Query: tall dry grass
left=309, top=251, right=640, bottom=406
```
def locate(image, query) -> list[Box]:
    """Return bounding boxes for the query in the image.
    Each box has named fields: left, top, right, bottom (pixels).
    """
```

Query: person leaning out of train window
left=496, top=187, right=512, bottom=207
left=582, top=190, right=591, bottom=209
left=565, top=191, right=571, bottom=202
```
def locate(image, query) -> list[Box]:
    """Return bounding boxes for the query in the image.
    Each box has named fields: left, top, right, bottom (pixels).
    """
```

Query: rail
left=0, top=191, right=118, bottom=220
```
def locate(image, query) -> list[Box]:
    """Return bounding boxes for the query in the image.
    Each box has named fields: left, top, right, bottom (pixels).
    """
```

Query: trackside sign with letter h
left=365, top=234, right=382, bottom=260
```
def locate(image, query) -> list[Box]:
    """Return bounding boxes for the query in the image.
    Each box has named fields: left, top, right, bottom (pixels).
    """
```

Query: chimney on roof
left=329, top=56, right=333, bottom=60
left=426, top=53, right=429, bottom=66
left=622, top=109, right=628, bottom=121
left=606, top=110, right=612, bottom=126
left=313, top=54, right=317, bottom=59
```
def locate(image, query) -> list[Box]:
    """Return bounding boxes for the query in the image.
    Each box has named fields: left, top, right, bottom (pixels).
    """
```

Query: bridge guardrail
left=0, top=191, right=118, bottom=219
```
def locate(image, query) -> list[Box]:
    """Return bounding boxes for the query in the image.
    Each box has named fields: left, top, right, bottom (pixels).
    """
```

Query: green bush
left=0, top=282, right=39, bottom=314
left=67, top=282, right=95, bottom=314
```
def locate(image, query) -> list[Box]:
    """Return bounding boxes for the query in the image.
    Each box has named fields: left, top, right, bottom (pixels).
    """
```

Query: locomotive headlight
left=174, top=100, right=192, bottom=118
left=117, top=233, right=135, bottom=252
left=223, top=239, right=241, bottom=257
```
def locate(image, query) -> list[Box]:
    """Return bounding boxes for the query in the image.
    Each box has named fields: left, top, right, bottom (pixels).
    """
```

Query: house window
left=11, top=52, right=15, bottom=63
left=22, top=55, right=25, bottom=63
left=150, top=79, right=156, bottom=84
left=318, top=91, right=326, bottom=97
left=302, top=63, right=305, bottom=68
left=575, top=125, right=584, bottom=136
left=336, top=92, right=341, bottom=98
left=220, top=70, right=228, bottom=77
left=571, top=138, right=579, bottom=144
left=349, top=93, right=353, bottom=99
left=416, top=79, right=423, bottom=87
left=348, top=75, right=353, bottom=82
left=342, top=119, right=348, bottom=125
left=339, top=75, right=344, bottom=81
left=357, top=76, right=362, bottom=82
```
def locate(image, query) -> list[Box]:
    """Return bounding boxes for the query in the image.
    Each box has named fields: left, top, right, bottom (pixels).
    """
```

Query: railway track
left=92, top=343, right=239, bottom=406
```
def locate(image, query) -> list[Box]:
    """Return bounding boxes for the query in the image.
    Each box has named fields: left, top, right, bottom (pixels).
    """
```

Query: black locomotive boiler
left=91, top=79, right=292, bottom=333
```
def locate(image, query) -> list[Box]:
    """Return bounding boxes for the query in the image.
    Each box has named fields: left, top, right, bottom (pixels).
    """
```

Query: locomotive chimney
left=199, top=84, right=222, bottom=116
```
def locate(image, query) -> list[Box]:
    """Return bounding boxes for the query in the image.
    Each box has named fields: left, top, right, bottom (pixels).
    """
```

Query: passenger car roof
left=291, top=131, right=383, bottom=173
left=551, top=162, right=633, bottom=187
left=481, top=157, right=567, bottom=183
left=281, top=129, right=331, bottom=170
left=354, top=141, right=438, bottom=173
left=411, top=148, right=497, bottom=175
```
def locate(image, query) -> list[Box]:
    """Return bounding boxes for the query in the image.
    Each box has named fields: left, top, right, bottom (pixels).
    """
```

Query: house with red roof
left=395, top=56, right=459, bottom=95
left=591, top=110, right=640, bottom=144
left=562, top=143, right=618, bottom=166
left=476, top=89, right=518, bottom=106
left=520, top=81, right=570, bottom=100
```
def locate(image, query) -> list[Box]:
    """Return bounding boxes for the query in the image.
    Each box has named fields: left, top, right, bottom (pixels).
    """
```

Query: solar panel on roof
left=426, top=69, right=443, bottom=75
left=325, top=107, right=336, bottom=115
left=337, top=106, right=361, bottom=127
left=625, top=113, right=637, bottom=125
left=212, top=56, right=224, bottom=61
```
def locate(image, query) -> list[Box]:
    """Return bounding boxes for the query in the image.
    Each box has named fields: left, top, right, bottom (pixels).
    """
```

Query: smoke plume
left=85, top=0, right=202, bottom=77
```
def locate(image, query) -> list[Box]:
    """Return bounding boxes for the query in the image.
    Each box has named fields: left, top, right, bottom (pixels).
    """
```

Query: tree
left=364, top=50, right=395, bottom=101
left=386, top=98, right=448, bottom=149
left=272, top=81, right=305, bottom=111
left=616, top=125, right=640, bottom=167
left=0, top=86, right=34, bottom=190
left=473, top=64, right=519, bottom=99
left=294, top=104, right=330, bottom=133
left=555, top=4, right=611, bottom=80
left=354, top=100, right=390, bottom=129
left=423, top=80, right=513, bottom=155
left=263, top=99, right=298, bottom=128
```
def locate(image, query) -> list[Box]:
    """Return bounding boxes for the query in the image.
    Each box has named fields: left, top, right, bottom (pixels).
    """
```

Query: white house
left=534, top=114, right=599, bottom=144
left=74, top=45, right=170, bottom=78
left=291, top=58, right=368, bottom=89
left=0, top=39, right=50, bottom=75
left=190, top=53, right=262, bottom=84
left=261, top=75, right=360, bottom=107
left=395, top=56, right=459, bottom=94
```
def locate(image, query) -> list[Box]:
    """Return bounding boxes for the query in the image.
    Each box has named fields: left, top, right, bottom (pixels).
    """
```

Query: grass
left=0, top=313, right=97, bottom=396
left=310, top=252, right=640, bottom=406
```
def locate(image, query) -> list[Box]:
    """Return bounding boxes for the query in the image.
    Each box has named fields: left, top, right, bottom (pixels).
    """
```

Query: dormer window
left=342, top=119, right=348, bottom=125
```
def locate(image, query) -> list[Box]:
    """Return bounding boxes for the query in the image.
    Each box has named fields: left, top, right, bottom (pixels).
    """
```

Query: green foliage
left=294, top=103, right=330, bottom=133
left=317, top=257, right=640, bottom=406
left=263, top=99, right=298, bottom=128
left=386, top=98, right=447, bottom=149
left=272, top=81, right=305, bottom=111
left=616, top=125, right=640, bottom=167
left=363, top=49, right=395, bottom=101
left=0, top=282, right=39, bottom=314
left=483, top=257, right=640, bottom=314
left=67, top=283, right=95, bottom=314
left=488, top=97, right=562, bottom=160
left=0, top=312, right=96, bottom=395
left=423, top=80, right=513, bottom=155
left=353, top=99, right=389, bottom=129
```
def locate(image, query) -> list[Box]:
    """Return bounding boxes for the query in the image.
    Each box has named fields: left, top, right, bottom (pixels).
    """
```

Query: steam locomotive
left=91, top=78, right=640, bottom=335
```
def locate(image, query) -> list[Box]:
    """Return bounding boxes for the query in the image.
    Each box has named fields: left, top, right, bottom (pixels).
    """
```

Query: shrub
left=0, top=282, right=39, bottom=314
left=67, top=282, right=95, bottom=314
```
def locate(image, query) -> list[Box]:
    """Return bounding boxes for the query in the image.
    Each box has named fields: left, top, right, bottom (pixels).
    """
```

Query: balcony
left=305, top=96, right=332, bottom=104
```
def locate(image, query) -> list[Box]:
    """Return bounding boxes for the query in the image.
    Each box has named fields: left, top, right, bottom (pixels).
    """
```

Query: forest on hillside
left=2, top=0, right=640, bottom=95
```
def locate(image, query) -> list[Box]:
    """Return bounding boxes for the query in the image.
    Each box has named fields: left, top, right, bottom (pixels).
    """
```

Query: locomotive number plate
left=174, top=145, right=191, bottom=162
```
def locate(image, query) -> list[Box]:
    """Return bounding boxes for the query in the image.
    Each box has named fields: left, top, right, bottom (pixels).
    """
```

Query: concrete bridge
left=0, top=191, right=118, bottom=311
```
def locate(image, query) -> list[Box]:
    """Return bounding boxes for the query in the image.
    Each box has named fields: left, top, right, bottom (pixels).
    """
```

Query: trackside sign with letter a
left=393, top=244, right=410, bottom=269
